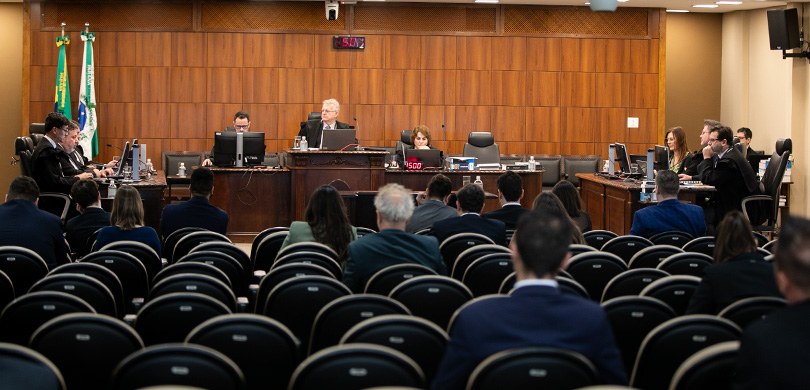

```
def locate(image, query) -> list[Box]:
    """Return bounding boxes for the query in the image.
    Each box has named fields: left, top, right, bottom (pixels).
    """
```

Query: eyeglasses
left=59, top=126, right=70, bottom=133
left=234, top=125, right=249, bottom=130
left=708, top=138, right=718, bottom=143
left=321, top=109, right=337, bottom=113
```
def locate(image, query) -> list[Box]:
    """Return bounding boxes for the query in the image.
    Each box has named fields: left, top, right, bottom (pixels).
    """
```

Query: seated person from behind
left=734, top=216, right=810, bottom=389
left=160, top=167, right=228, bottom=239
left=0, top=176, right=68, bottom=268
left=483, top=171, right=528, bottom=230
left=629, top=170, right=706, bottom=238
left=280, top=185, right=358, bottom=262
left=685, top=210, right=780, bottom=315
left=406, top=173, right=458, bottom=233
left=342, top=183, right=446, bottom=293
left=297, top=98, right=351, bottom=149
left=31, top=112, right=92, bottom=194
left=431, top=209, right=628, bottom=389
left=92, top=185, right=161, bottom=255
left=532, top=192, right=586, bottom=245
left=431, top=183, right=507, bottom=246
left=202, top=111, right=251, bottom=167
left=552, top=180, right=592, bottom=232
left=65, top=180, right=110, bottom=257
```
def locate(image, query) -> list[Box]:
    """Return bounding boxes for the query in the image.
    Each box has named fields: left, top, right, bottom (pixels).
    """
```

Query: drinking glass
left=293, top=136, right=301, bottom=150
left=462, top=176, right=471, bottom=186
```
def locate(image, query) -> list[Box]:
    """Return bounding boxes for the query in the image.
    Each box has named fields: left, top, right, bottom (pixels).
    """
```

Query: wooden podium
left=287, top=150, right=388, bottom=220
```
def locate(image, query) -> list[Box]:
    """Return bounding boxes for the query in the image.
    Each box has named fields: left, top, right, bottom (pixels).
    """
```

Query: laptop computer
left=405, top=148, right=444, bottom=170
left=320, top=129, right=357, bottom=151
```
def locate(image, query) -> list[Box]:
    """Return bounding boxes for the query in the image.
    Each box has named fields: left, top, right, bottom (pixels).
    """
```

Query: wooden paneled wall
left=24, top=1, right=665, bottom=170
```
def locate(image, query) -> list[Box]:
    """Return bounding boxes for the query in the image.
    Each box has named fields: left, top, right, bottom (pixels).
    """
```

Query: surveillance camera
left=325, top=0, right=339, bottom=20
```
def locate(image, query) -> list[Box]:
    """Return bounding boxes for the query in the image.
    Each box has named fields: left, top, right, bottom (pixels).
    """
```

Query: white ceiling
left=349, top=0, right=808, bottom=13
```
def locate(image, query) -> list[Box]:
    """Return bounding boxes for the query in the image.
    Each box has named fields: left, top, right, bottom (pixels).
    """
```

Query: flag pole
left=84, top=22, right=89, bottom=33
left=60, top=21, right=65, bottom=36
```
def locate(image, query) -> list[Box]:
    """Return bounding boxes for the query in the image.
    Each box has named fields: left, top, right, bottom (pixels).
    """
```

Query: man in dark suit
left=697, top=125, right=760, bottom=229
left=483, top=171, right=528, bottom=229
left=680, top=119, right=720, bottom=181
left=406, top=174, right=457, bottom=233
left=0, top=176, right=68, bottom=268
left=630, top=170, right=706, bottom=238
left=431, top=209, right=628, bottom=389
left=160, top=167, right=229, bottom=239
left=31, top=112, right=93, bottom=194
left=431, top=183, right=507, bottom=246
left=297, top=98, right=352, bottom=149
left=342, top=183, right=446, bottom=293
left=65, top=180, right=110, bottom=257
left=202, top=111, right=251, bottom=167
left=734, top=216, right=810, bottom=389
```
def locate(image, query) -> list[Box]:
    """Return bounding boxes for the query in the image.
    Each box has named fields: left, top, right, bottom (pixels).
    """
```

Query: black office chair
left=192, top=241, right=254, bottom=278
left=275, top=241, right=339, bottom=263
left=462, top=254, right=514, bottom=297
left=254, top=262, right=336, bottom=314
left=187, top=314, right=302, bottom=390
left=742, top=138, right=791, bottom=233
left=569, top=244, right=596, bottom=257
left=0, top=245, right=50, bottom=294
left=341, top=314, right=448, bottom=383
left=601, top=268, right=670, bottom=302
left=252, top=230, right=289, bottom=272
left=29, top=273, right=119, bottom=318
left=717, top=296, right=787, bottom=330
left=0, top=343, right=66, bottom=390
left=153, top=261, right=233, bottom=291
left=639, top=275, right=701, bottom=316
left=250, top=227, right=289, bottom=264
left=532, top=154, right=564, bottom=191
left=583, top=229, right=618, bottom=249
left=177, top=250, right=248, bottom=296
left=439, top=232, right=496, bottom=271
left=657, top=252, right=713, bottom=277
left=670, top=341, right=740, bottom=390
left=161, top=226, right=206, bottom=263
left=80, top=250, right=150, bottom=313
left=308, top=294, right=410, bottom=355
left=98, top=240, right=163, bottom=282
left=463, top=132, right=500, bottom=166
left=356, top=226, right=378, bottom=237
left=649, top=230, right=694, bottom=248
left=162, top=151, right=205, bottom=202
left=0, top=291, right=95, bottom=345
left=272, top=251, right=343, bottom=280
left=134, top=292, right=232, bottom=346
left=288, top=344, right=425, bottom=390
left=111, top=343, right=245, bottom=390
left=628, top=244, right=684, bottom=269
left=751, top=231, right=770, bottom=248
left=0, top=270, right=14, bottom=311
left=556, top=276, right=591, bottom=300
left=364, top=263, right=439, bottom=296
left=30, top=313, right=144, bottom=390
left=451, top=244, right=511, bottom=280
left=630, top=315, right=741, bottom=390
left=148, top=273, right=237, bottom=312
left=600, top=235, right=653, bottom=263
left=563, top=154, right=601, bottom=187
left=499, top=272, right=517, bottom=294
left=682, top=236, right=716, bottom=256
left=48, top=262, right=126, bottom=318
left=389, top=275, right=473, bottom=330
left=172, top=230, right=232, bottom=264
left=467, top=347, right=598, bottom=390
left=565, top=251, right=628, bottom=301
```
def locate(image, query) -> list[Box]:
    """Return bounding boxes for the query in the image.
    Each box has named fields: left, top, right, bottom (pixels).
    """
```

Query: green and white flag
left=78, top=30, right=98, bottom=159
left=54, top=34, right=71, bottom=119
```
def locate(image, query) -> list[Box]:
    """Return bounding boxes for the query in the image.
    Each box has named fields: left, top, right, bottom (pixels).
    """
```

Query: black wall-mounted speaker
left=767, top=8, right=801, bottom=51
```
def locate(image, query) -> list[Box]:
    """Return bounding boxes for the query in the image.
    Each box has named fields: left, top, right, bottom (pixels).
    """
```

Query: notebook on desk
left=320, top=129, right=357, bottom=151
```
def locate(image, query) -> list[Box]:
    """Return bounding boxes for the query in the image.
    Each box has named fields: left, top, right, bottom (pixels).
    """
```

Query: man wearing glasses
left=202, top=111, right=251, bottom=167
left=31, top=112, right=93, bottom=194
left=679, top=119, right=722, bottom=181
left=696, top=125, right=759, bottom=231
left=297, top=98, right=352, bottom=149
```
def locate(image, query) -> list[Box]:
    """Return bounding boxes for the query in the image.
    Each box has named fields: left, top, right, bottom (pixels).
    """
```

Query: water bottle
left=528, top=156, right=536, bottom=171
left=299, top=136, right=308, bottom=151
left=108, top=179, right=117, bottom=198
left=178, top=162, right=186, bottom=177
left=145, top=158, right=154, bottom=175
left=473, top=175, right=483, bottom=189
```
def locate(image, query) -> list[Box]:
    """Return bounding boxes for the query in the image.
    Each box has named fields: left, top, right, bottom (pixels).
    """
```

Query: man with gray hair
left=298, top=98, right=352, bottom=149
left=342, top=183, right=446, bottom=292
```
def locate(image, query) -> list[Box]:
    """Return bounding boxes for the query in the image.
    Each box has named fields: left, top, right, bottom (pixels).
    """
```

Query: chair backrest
left=30, top=313, right=143, bottom=390
left=556, top=276, right=590, bottom=299
left=462, top=253, right=514, bottom=297
left=499, top=272, right=517, bottom=294
left=48, top=263, right=125, bottom=318
left=134, top=292, right=232, bottom=346
left=364, top=263, right=439, bottom=296
left=0, top=245, right=49, bottom=294
left=253, top=230, right=289, bottom=272
left=37, top=193, right=72, bottom=225
left=565, top=251, right=628, bottom=301
left=161, top=226, right=206, bottom=262
left=682, top=236, right=716, bottom=256
left=153, top=261, right=233, bottom=291
left=601, top=295, right=676, bottom=374
left=0, top=270, right=14, bottom=311
left=0, top=343, right=66, bottom=390
left=309, top=294, right=410, bottom=355
left=389, top=275, right=473, bottom=329
left=569, top=244, right=596, bottom=257
left=340, top=314, right=448, bottom=383
left=148, top=273, right=237, bottom=312
left=14, top=136, right=35, bottom=176
left=657, top=252, right=713, bottom=277
left=177, top=250, right=248, bottom=296
left=670, top=341, right=740, bottom=390
left=563, top=155, right=600, bottom=187
left=0, top=291, right=96, bottom=345
left=717, top=296, right=787, bottom=330
left=627, top=244, right=684, bottom=269
left=275, top=241, right=339, bottom=262
left=254, top=263, right=336, bottom=314
left=451, top=244, right=511, bottom=280
left=649, top=230, right=695, bottom=247
left=99, top=240, right=163, bottom=282
left=111, top=343, right=245, bottom=390
left=400, top=129, right=414, bottom=146
left=583, top=230, right=618, bottom=249
left=272, top=251, right=343, bottom=280
left=468, top=347, right=598, bottom=390
left=601, top=268, right=670, bottom=302
left=187, top=314, right=302, bottom=390
left=356, top=226, right=378, bottom=237
left=29, top=122, right=47, bottom=134
left=192, top=241, right=254, bottom=276
left=162, top=151, right=204, bottom=176
left=532, top=154, right=563, bottom=188
left=79, top=250, right=150, bottom=311
left=751, top=231, right=770, bottom=248
left=630, top=315, right=741, bottom=390
left=288, top=343, right=425, bottom=390
left=601, top=235, right=653, bottom=263
left=172, top=231, right=232, bottom=264
left=29, top=273, right=118, bottom=317
left=639, top=275, right=702, bottom=315
left=261, top=275, right=351, bottom=352
left=308, top=111, right=322, bottom=121
left=439, top=232, right=497, bottom=271
left=463, top=132, right=500, bottom=165
left=250, top=226, right=289, bottom=264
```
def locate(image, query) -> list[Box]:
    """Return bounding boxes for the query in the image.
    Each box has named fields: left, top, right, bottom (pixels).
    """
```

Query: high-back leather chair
left=463, top=132, right=500, bottom=165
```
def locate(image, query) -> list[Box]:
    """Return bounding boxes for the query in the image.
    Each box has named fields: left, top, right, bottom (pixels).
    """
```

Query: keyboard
left=680, top=180, right=701, bottom=185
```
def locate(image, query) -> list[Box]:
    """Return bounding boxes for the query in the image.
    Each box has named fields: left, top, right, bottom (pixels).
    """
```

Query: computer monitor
left=107, top=141, right=132, bottom=179
left=213, top=131, right=266, bottom=167
left=654, top=145, right=669, bottom=171
left=613, top=143, right=632, bottom=174
left=404, top=149, right=444, bottom=170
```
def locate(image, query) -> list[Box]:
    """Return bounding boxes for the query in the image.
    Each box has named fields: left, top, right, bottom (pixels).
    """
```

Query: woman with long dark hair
left=92, top=185, right=161, bottom=255
left=532, top=192, right=586, bottom=245
left=281, top=185, right=357, bottom=261
left=665, top=126, right=691, bottom=174
left=552, top=180, right=592, bottom=233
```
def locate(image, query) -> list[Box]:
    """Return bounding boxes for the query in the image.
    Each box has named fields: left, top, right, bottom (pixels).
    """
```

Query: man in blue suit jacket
left=431, top=183, right=507, bottom=246
left=630, top=170, right=706, bottom=238
left=0, top=176, right=68, bottom=268
left=483, top=171, right=528, bottom=230
left=432, top=209, right=627, bottom=389
left=160, top=167, right=229, bottom=239
left=65, top=180, right=110, bottom=257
